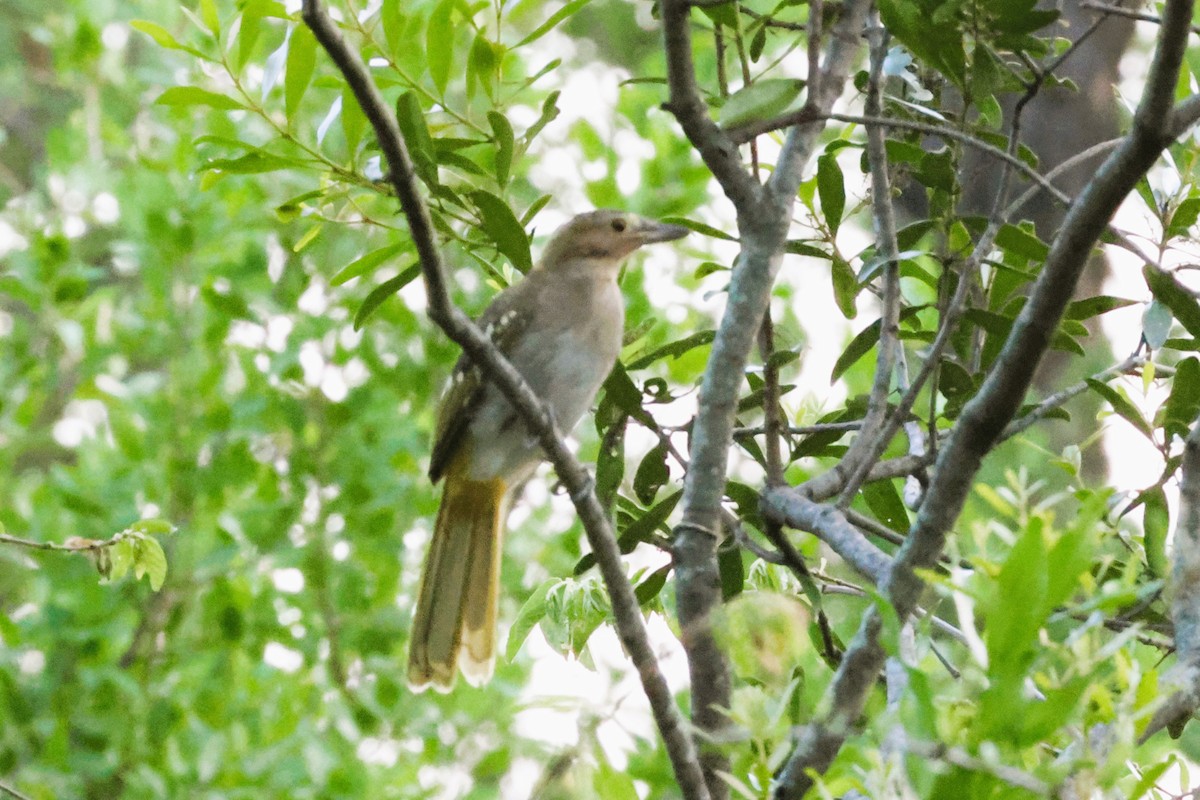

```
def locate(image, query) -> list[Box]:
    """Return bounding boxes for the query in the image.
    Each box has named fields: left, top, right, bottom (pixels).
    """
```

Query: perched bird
left=407, top=210, right=689, bottom=691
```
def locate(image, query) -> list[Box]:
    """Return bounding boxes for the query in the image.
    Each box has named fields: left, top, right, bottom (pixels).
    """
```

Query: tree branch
left=1140, top=410, right=1200, bottom=742
left=761, top=487, right=892, bottom=583
left=836, top=22, right=902, bottom=506
left=662, top=2, right=871, bottom=794
left=0, top=781, right=33, bottom=800
left=661, top=0, right=761, bottom=209
left=772, top=0, right=1197, bottom=794
left=298, top=4, right=710, bottom=798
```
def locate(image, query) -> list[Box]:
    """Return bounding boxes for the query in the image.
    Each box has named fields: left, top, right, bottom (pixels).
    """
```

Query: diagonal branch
left=298, top=3, right=710, bottom=798
left=772, top=0, right=1198, bottom=795
left=661, top=0, right=761, bottom=209
left=661, top=2, right=872, bottom=795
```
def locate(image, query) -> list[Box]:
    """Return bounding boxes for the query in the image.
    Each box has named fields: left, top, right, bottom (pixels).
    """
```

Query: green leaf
left=862, top=480, right=909, bottom=533
left=1144, top=299, right=1173, bottom=349
left=1145, top=264, right=1200, bottom=339
left=505, top=579, right=554, bottom=661
left=574, top=491, right=681, bottom=574
left=515, top=0, right=593, bottom=47
left=331, top=243, right=407, bottom=286
left=601, top=363, right=646, bottom=418
left=593, top=757, right=639, bottom=800
left=471, top=190, right=532, bottom=273
left=995, top=222, right=1049, bottom=262
left=285, top=25, right=317, bottom=121
left=341, top=85, right=366, bottom=155
left=135, top=535, right=169, bottom=591
left=1168, top=197, right=1200, bottom=240
left=662, top=217, right=737, bottom=241
left=749, top=24, right=767, bottom=62
left=1064, top=295, right=1136, bottom=320
left=1143, top=487, right=1170, bottom=578
left=720, top=78, right=805, bottom=128
left=354, top=263, right=422, bottom=330
left=201, top=285, right=255, bottom=320
left=830, top=255, right=858, bottom=319
left=202, top=152, right=299, bottom=174
left=1164, top=357, right=1200, bottom=440
left=426, top=0, right=455, bottom=94
left=785, top=240, right=829, bottom=259
left=718, top=543, right=744, bottom=601
left=155, top=86, right=245, bottom=110
left=595, top=416, right=626, bottom=510
left=1130, top=756, right=1177, bottom=800
left=626, top=330, right=716, bottom=370
left=832, top=320, right=883, bottom=382
left=525, top=91, right=561, bottom=143
left=987, top=518, right=1048, bottom=680
left=131, top=19, right=208, bottom=58
left=469, top=34, right=499, bottom=101
left=198, top=0, right=220, bottom=35
left=395, top=92, right=439, bottom=188
left=617, top=490, right=681, bottom=553
left=1087, top=378, right=1153, bottom=440
left=236, top=0, right=269, bottom=69
left=817, top=152, right=846, bottom=236
left=521, top=194, right=553, bottom=226
left=634, top=564, right=671, bottom=606
left=633, top=443, right=669, bottom=505
left=487, top=111, right=515, bottom=187
left=129, top=519, right=176, bottom=537
left=109, top=539, right=135, bottom=582
left=876, top=0, right=965, bottom=86
left=967, top=308, right=1084, bottom=356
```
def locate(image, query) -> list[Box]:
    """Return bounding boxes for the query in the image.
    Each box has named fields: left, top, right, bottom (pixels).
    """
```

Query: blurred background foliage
left=2, top=0, right=1200, bottom=797
left=0, top=0, right=717, bottom=796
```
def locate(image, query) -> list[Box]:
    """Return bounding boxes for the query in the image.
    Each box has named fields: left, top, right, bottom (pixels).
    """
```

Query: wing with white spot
left=428, top=281, right=535, bottom=483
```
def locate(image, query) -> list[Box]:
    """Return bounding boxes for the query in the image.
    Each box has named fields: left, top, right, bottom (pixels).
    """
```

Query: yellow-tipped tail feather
left=408, top=465, right=507, bottom=692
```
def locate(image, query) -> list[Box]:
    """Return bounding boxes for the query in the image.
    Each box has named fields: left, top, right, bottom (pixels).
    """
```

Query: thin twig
left=298, top=4, right=710, bottom=797
left=0, top=782, right=33, bottom=800
left=732, top=421, right=863, bottom=437
left=1000, top=354, right=1146, bottom=441
left=900, top=739, right=1054, bottom=795
left=735, top=113, right=1069, bottom=206
left=759, top=310, right=786, bottom=485
left=774, top=0, right=1200, bottom=793
left=1081, top=0, right=1200, bottom=34
left=1, top=530, right=140, bottom=553
left=740, top=7, right=805, bottom=32
left=836, top=23, right=902, bottom=508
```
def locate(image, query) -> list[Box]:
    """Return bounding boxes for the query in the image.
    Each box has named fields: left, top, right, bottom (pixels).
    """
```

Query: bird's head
left=539, top=210, right=689, bottom=268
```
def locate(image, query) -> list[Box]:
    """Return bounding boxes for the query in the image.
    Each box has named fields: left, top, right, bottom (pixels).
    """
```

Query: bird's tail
left=407, top=467, right=506, bottom=692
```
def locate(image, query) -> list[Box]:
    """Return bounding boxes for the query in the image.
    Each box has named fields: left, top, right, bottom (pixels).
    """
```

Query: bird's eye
left=611, top=218, right=627, bottom=233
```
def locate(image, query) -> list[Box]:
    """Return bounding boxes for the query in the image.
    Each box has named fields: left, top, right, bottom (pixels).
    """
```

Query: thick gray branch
left=662, top=2, right=871, bottom=795
left=299, top=4, right=710, bottom=798
left=761, top=488, right=892, bottom=582
left=773, top=1, right=1196, bottom=795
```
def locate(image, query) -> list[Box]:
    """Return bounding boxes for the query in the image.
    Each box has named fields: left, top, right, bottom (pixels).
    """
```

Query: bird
left=407, top=209, right=689, bottom=691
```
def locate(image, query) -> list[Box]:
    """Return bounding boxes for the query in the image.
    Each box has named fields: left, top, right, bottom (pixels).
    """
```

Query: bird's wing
left=428, top=280, right=536, bottom=483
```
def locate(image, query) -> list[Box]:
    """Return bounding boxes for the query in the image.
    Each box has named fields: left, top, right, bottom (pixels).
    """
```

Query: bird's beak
left=637, top=219, right=690, bottom=243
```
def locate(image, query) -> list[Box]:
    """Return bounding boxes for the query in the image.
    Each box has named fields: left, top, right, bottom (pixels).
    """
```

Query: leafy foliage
left=3, top=0, right=1200, bottom=797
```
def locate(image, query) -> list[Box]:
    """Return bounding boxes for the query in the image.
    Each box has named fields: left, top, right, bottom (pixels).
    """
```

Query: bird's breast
left=463, top=280, right=624, bottom=483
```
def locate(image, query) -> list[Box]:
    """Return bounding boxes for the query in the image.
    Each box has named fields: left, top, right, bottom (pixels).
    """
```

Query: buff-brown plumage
left=407, top=210, right=688, bottom=691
